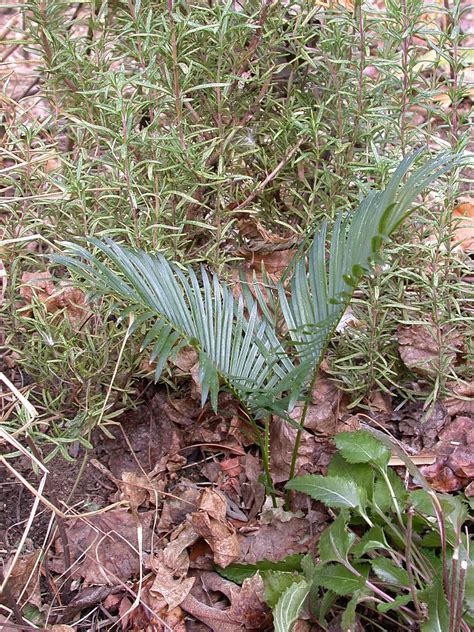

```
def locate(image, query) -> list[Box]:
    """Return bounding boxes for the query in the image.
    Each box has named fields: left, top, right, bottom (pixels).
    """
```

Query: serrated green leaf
left=443, top=495, right=469, bottom=533
left=273, top=580, right=310, bottom=632
left=335, top=431, right=390, bottom=467
left=316, top=589, right=338, bottom=624
left=327, top=453, right=374, bottom=494
left=373, top=468, right=407, bottom=512
left=377, top=593, right=413, bottom=614
left=352, top=526, right=389, bottom=557
left=217, top=554, right=303, bottom=584
left=318, top=512, right=356, bottom=563
left=420, top=532, right=442, bottom=548
left=409, top=490, right=437, bottom=516
left=420, top=576, right=449, bottom=632
left=341, top=589, right=366, bottom=632
left=286, top=475, right=365, bottom=510
left=301, top=553, right=317, bottom=580
left=312, top=564, right=366, bottom=596
left=371, top=557, right=409, bottom=587
left=464, top=554, right=474, bottom=616
left=262, top=571, right=305, bottom=609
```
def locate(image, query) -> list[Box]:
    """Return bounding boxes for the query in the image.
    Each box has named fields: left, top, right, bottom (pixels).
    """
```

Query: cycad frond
left=277, top=151, right=461, bottom=392
left=55, top=239, right=295, bottom=414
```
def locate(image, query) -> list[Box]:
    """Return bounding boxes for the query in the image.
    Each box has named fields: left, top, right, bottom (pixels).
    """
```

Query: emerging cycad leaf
left=276, top=150, right=460, bottom=395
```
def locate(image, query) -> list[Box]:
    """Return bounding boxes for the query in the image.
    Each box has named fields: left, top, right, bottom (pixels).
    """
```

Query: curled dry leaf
left=20, top=271, right=87, bottom=322
left=52, top=508, right=153, bottom=585
left=270, top=416, right=333, bottom=483
left=119, top=470, right=164, bottom=509
left=420, top=416, right=474, bottom=492
left=149, top=551, right=196, bottom=611
left=444, top=380, right=474, bottom=417
left=1, top=550, right=41, bottom=608
left=181, top=572, right=271, bottom=632
left=452, top=200, right=474, bottom=252
left=189, top=489, right=241, bottom=568
left=397, top=323, right=463, bottom=377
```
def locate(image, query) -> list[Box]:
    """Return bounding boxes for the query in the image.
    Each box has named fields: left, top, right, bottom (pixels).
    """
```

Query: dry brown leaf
left=397, top=323, right=462, bottom=377
left=181, top=572, right=271, bottom=632
left=332, top=0, right=354, bottom=10
left=219, top=457, right=242, bottom=478
left=149, top=550, right=196, bottom=610
left=416, top=415, right=474, bottom=492
left=448, top=446, right=474, bottom=479
left=308, top=373, right=345, bottom=434
left=162, top=398, right=198, bottom=426
left=438, top=415, right=474, bottom=446
left=270, top=416, right=332, bottom=483
left=452, top=200, right=474, bottom=252
left=119, top=583, right=188, bottom=631
left=20, top=271, right=87, bottom=322
left=20, top=270, right=55, bottom=303
left=238, top=512, right=323, bottom=564
left=158, top=481, right=201, bottom=531
left=1, top=550, right=41, bottom=608
left=444, top=381, right=474, bottom=417
left=420, top=462, right=465, bottom=492
left=189, top=489, right=241, bottom=568
left=171, top=347, right=199, bottom=372
left=240, top=452, right=265, bottom=520
left=62, top=586, right=113, bottom=621
left=162, top=522, right=200, bottom=571
left=464, top=480, right=474, bottom=497
left=52, top=508, right=153, bottom=585
left=368, top=390, right=393, bottom=419
left=398, top=402, right=448, bottom=450
left=119, top=471, right=164, bottom=509
left=0, top=616, right=18, bottom=632
left=236, top=218, right=299, bottom=253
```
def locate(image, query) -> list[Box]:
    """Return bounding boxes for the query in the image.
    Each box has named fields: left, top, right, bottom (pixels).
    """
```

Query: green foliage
left=222, top=431, right=472, bottom=631
left=282, top=432, right=472, bottom=631
left=286, top=475, right=365, bottom=511
left=2, top=0, right=471, bottom=444
left=216, top=554, right=303, bottom=585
